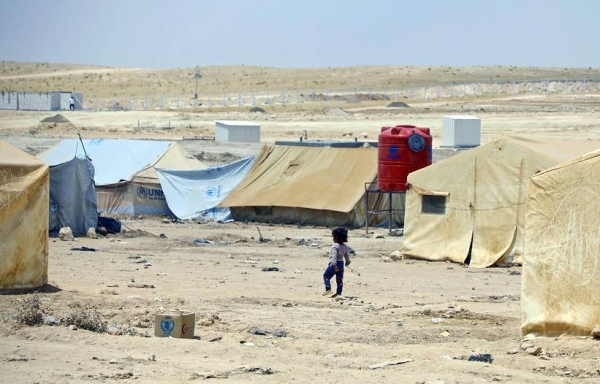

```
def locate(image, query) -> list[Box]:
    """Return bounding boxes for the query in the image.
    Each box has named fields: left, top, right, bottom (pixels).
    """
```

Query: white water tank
left=442, top=115, right=481, bottom=148
left=215, top=120, right=261, bottom=143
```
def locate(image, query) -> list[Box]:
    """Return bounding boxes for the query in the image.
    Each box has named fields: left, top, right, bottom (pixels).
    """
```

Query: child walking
left=323, top=226, right=351, bottom=297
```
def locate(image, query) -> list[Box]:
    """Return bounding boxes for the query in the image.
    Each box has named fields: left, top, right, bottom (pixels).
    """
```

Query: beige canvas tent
left=39, top=139, right=208, bottom=216
left=0, top=141, right=49, bottom=290
left=521, top=149, right=600, bottom=336
left=402, top=136, right=600, bottom=268
left=218, top=144, right=401, bottom=227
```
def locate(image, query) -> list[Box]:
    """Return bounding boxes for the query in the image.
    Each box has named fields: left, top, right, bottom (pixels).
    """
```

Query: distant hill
left=0, top=61, right=598, bottom=99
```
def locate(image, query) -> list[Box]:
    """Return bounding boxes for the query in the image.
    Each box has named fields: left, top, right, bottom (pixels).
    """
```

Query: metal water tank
left=377, top=125, right=432, bottom=191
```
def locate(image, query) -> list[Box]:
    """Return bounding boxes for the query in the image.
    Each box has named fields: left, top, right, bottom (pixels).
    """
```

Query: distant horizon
left=1, top=0, right=599, bottom=69
left=1, top=60, right=598, bottom=71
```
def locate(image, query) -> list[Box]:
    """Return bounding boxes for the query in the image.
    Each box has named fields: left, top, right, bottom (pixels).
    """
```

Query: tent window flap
left=422, top=194, right=446, bottom=215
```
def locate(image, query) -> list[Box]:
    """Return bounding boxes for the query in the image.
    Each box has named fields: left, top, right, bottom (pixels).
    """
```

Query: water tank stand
left=364, top=182, right=405, bottom=236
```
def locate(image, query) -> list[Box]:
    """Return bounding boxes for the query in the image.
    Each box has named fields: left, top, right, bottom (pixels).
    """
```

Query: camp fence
left=5, top=78, right=599, bottom=112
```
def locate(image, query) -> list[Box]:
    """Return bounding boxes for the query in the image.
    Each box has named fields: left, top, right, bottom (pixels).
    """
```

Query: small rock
left=527, top=346, right=543, bottom=356
left=199, top=318, right=215, bottom=327
left=42, top=315, right=60, bottom=326
left=69, top=325, right=78, bottom=331
left=272, top=329, right=287, bottom=338
left=148, top=354, right=156, bottom=361
left=282, top=302, right=293, bottom=307
left=162, top=218, right=171, bottom=224
left=390, top=251, right=403, bottom=261
left=87, top=227, right=98, bottom=239
left=107, top=325, right=123, bottom=336
left=591, top=325, right=600, bottom=338
left=380, top=256, right=392, bottom=263
left=59, top=227, right=74, bottom=241
left=249, top=327, right=268, bottom=336
left=506, top=349, right=518, bottom=355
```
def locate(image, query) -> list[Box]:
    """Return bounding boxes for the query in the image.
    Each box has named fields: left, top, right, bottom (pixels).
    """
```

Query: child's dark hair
left=332, top=227, right=348, bottom=244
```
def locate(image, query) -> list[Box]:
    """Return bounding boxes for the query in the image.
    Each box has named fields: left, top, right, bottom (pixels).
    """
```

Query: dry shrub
left=13, top=294, right=43, bottom=326
left=63, top=309, right=107, bottom=333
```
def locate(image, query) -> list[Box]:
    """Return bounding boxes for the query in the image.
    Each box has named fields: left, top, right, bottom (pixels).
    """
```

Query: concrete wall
left=0, top=92, right=18, bottom=110
left=0, top=92, right=84, bottom=111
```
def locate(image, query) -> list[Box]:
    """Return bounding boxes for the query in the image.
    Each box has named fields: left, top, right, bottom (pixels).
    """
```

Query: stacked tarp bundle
left=402, top=136, right=600, bottom=268
left=157, top=156, right=255, bottom=222
left=49, top=157, right=98, bottom=236
left=0, top=141, right=49, bottom=290
left=522, top=149, right=600, bottom=336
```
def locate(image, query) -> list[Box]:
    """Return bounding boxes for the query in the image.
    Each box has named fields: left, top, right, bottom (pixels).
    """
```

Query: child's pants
left=323, top=260, right=344, bottom=294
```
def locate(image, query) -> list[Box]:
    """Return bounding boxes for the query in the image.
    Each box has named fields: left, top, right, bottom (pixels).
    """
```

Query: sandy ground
left=1, top=93, right=600, bottom=383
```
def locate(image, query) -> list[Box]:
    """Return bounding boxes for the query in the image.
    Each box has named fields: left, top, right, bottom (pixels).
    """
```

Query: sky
left=0, top=0, right=598, bottom=69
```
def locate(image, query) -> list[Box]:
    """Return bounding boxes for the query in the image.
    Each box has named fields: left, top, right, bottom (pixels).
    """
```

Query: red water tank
left=377, top=125, right=432, bottom=191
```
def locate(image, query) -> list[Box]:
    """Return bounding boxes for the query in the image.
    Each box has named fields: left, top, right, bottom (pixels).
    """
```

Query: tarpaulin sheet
left=157, top=156, right=255, bottom=221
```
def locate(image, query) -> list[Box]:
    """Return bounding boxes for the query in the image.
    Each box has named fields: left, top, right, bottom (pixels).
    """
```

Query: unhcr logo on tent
left=204, top=185, right=223, bottom=198
left=137, top=186, right=165, bottom=201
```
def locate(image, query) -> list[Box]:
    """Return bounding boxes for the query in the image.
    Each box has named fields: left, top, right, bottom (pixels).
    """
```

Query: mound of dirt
left=386, top=101, right=410, bottom=108
left=40, top=114, right=70, bottom=124
left=249, top=107, right=266, bottom=113
left=327, top=108, right=348, bottom=116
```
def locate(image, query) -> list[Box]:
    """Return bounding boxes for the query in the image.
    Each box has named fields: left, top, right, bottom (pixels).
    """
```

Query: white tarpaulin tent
left=1, top=141, right=49, bottom=290
left=156, top=156, right=255, bottom=221
left=521, top=149, right=600, bottom=336
left=39, top=139, right=208, bottom=215
left=402, top=136, right=600, bottom=268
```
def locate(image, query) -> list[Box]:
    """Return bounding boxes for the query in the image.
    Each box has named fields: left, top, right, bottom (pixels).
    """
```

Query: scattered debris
left=192, top=365, right=274, bottom=380
left=6, top=355, right=28, bottom=362
left=193, top=238, right=213, bottom=244
left=127, top=283, right=155, bottom=289
left=261, top=267, right=279, bottom=272
left=467, top=353, right=494, bottom=363
left=42, top=315, right=60, bottom=326
left=70, top=246, right=97, bottom=252
left=249, top=326, right=287, bottom=338
left=249, top=327, right=268, bottom=336
left=368, top=358, right=413, bottom=369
